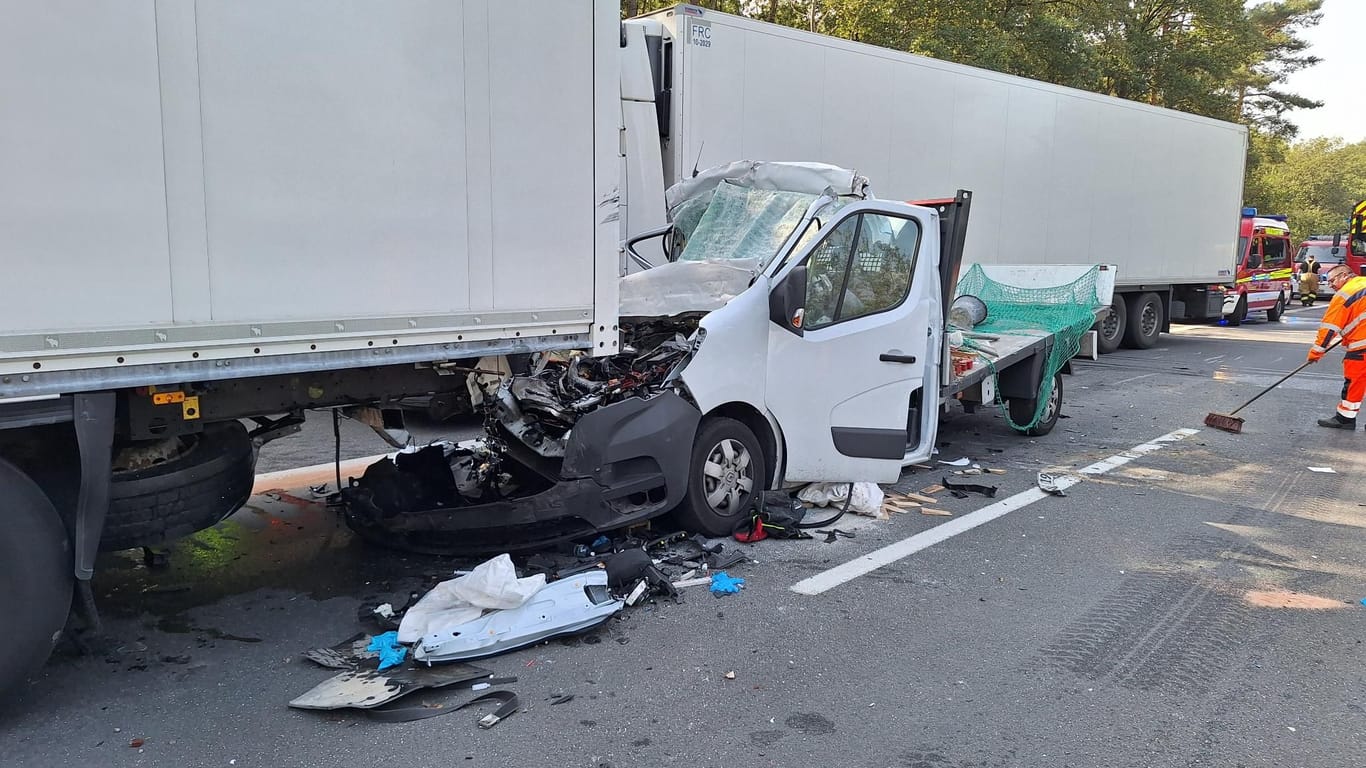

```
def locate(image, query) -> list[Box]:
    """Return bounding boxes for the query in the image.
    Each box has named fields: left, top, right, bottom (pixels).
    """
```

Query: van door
left=764, top=201, right=937, bottom=483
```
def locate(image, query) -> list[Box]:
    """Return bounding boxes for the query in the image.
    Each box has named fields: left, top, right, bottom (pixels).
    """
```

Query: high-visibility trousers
left=1338, top=353, right=1366, bottom=420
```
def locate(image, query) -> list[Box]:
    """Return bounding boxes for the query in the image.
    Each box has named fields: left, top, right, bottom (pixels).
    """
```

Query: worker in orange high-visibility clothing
left=1308, top=264, right=1366, bottom=429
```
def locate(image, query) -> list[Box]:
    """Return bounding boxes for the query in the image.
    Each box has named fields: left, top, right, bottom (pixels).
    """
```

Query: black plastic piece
left=343, top=392, right=701, bottom=554
left=941, top=475, right=998, bottom=498
left=831, top=426, right=906, bottom=459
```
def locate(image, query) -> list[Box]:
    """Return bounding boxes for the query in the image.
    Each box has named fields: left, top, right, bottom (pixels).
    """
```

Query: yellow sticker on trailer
left=152, top=391, right=186, bottom=405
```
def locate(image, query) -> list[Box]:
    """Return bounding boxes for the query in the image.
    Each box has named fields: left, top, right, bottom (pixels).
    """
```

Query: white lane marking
left=1204, top=355, right=1225, bottom=363
left=1113, top=372, right=1159, bottom=386
left=789, top=428, right=1200, bottom=596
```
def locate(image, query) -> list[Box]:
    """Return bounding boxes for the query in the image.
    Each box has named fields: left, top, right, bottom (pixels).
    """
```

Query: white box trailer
left=0, top=0, right=621, bottom=696
left=0, top=0, right=620, bottom=393
left=625, top=6, right=1249, bottom=352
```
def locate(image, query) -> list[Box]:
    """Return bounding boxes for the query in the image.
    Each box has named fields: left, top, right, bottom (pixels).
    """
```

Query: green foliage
left=1253, top=138, right=1366, bottom=236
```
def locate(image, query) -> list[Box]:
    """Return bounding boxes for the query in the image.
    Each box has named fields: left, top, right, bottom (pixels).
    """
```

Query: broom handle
left=1228, top=337, right=1342, bottom=417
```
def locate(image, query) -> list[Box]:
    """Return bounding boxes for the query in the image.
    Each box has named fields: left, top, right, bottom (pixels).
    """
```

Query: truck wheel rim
left=1140, top=302, right=1158, bottom=336
left=702, top=439, right=753, bottom=516
left=1101, top=311, right=1120, bottom=339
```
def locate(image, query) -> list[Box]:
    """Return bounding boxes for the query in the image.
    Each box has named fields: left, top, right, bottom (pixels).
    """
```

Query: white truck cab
left=679, top=196, right=944, bottom=484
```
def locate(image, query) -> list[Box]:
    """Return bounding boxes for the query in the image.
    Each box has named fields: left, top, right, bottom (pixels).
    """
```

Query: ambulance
left=1224, top=208, right=1294, bottom=325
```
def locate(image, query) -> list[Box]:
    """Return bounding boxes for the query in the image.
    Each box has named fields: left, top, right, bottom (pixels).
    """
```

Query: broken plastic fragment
left=413, top=571, right=623, bottom=663
left=939, top=457, right=971, bottom=467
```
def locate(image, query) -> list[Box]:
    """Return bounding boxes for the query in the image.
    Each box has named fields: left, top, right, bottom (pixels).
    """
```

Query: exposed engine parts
left=339, top=318, right=701, bottom=551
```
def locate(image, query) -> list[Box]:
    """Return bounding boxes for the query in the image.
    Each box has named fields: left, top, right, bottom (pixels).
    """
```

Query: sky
left=1281, top=0, right=1365, bottom=143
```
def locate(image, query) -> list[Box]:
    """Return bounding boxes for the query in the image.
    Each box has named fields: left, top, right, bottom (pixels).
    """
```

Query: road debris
left=1307, top=466, right=1336, bottom=474
left=412, top=571, right=623, bottom=664
left=365, top=632, right=407, bottom=671
left=398, top=554, right=547, bottom=644
left=1036, top=472, right=1069, bottom=497
left=921, top=509, right=953, bottom=517
left=710, top=572, right=745, bottom=595
left=920, top=484, right=946, bottom=495
left=797, top=482, right=885, bottom=518
left=942, top=476, right=999, bottom=498
left=289, top=663, right=492, bottom=711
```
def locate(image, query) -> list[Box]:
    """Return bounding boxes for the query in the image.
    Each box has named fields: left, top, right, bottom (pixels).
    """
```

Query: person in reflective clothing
left=1308, top=264, right=1366, bottom=429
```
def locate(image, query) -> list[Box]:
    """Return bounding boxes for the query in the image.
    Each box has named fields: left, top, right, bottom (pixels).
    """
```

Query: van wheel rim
left=702, top=439, right=753, bottom=516
left=1042, top=383, right=1060, bottom=424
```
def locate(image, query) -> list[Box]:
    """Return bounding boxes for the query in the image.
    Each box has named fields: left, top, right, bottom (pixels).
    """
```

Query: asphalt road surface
left=3, top=303, right=1365, bottom=768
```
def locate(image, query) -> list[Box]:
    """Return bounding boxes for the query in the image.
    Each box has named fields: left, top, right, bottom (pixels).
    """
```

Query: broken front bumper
left=342, top=392, right=701, bottom=553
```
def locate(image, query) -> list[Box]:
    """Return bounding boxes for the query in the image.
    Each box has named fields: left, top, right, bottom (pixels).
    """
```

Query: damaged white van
left=341, top=163, right=1114, bottom=550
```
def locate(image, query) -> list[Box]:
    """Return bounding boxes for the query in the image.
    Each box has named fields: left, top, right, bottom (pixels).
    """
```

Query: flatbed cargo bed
left=940, top=328, right=1053, bottom=403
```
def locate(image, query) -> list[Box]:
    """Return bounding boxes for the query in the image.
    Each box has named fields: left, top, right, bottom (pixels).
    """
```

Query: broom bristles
left=1204, top=412, right=1245, bottom=434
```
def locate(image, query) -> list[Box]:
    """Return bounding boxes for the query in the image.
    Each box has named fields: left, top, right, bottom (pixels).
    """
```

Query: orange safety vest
left=1312, top=275, right=1366, bottom=357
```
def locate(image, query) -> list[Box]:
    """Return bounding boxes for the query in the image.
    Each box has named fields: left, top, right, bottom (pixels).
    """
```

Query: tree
left=1256, top=138, right=1366, bottom=236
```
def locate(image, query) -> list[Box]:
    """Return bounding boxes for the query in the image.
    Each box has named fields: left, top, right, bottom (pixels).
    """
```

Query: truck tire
left=1122, top=292, right=1163, bottom=349
left=674, top=416, right=766, bottom=537
left=1096, top=294, right=1127, bottom=354
left=1008, top=372, right=1062, bottom=437
left=0, top=458, right=73, bottom=700
left=1227, top=294, right=1248, bottom=326
left=1266, top=294, right=1285, bottom=322
left=100, top=422, right=256, bottom=552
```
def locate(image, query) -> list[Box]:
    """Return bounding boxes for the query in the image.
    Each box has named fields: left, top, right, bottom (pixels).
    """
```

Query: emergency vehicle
left=1224, top=207, right=1294, bottom=325
left=1346, top=200, right=1366, bottom=276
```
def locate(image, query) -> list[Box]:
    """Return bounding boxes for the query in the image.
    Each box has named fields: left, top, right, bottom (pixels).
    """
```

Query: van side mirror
left=769, top=265, right=807, bottom=336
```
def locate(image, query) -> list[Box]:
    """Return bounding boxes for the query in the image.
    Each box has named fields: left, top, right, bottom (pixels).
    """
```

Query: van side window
left=802, top=213, right=919, bottom=330
left=1262, top=237, right=1288, bottom=268
left=1246, top=238, right=1264, bottom=269
left=802, top=218, right=857, bottom=329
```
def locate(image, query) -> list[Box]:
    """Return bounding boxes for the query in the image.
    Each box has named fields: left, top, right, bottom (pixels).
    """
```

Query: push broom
left=1204, top=337, right=1341, bottom=434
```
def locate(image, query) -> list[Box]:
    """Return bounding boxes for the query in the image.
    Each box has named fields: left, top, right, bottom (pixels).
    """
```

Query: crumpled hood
left=618, top=257, right=760, bottom=319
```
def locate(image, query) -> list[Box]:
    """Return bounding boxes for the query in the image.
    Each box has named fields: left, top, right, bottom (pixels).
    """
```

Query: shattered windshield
left=676, top=181, right=822, bottom=266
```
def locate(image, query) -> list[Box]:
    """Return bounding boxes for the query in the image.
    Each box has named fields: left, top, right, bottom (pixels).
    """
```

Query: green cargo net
left=953, top=264, right=1103, bottom=430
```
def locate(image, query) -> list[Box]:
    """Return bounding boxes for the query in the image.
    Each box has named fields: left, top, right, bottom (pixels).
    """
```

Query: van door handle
left=879, top=352, right=917, bottom=364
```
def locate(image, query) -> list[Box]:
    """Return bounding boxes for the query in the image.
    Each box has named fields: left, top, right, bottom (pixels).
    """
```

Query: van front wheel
left=674, top=417, right=766, bottom=537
